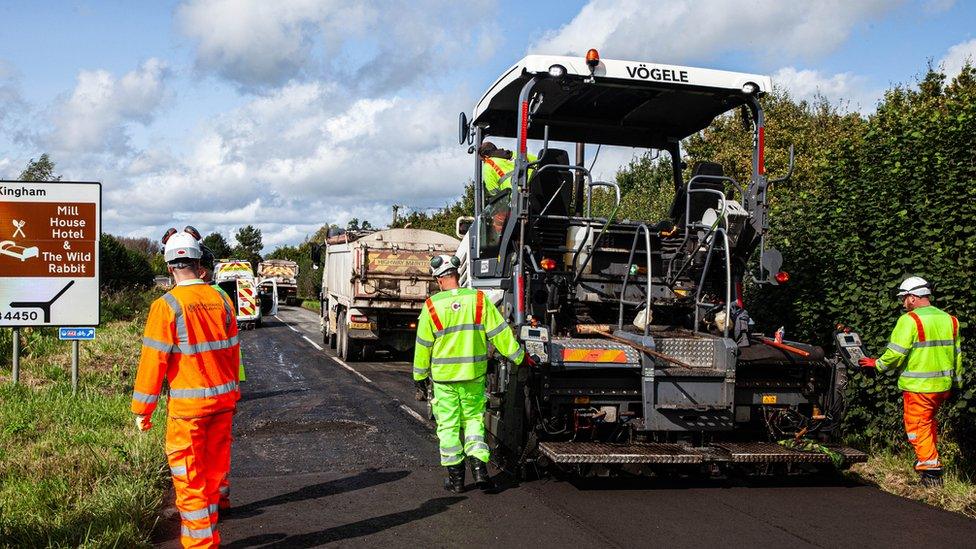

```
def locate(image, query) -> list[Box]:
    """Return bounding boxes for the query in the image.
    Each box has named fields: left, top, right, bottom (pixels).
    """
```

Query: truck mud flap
left=710, top=442, right=867, bottom=464
left=538, top=441, right=867, bottom=466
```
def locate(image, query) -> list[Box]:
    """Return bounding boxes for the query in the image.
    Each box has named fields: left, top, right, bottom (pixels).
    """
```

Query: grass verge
left=301, top=299, right=320, bottom=314
left=0, top=289, right=167, bottom=547
left=849, top=450, right=976, bottom=519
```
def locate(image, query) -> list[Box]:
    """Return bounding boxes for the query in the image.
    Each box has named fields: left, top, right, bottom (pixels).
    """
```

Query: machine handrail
left=617, top=223, right=654, bottom=337
left=692, top=227, right=732, bottom=338
left=666, top=187, right=729, bottom=285
left=569, top=179, right=622, bottom=283
left=665, top=173, right=742, bottom=285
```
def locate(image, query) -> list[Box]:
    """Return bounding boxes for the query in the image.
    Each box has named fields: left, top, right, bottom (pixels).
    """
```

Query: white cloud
left=940, top=38, right=976, bottom=79
left=46, top=58, right=171, bottom=154
left=0, top=60, right=30, bottom=145
left=177, top=0, right=498, bottom=92
left=176, top=0, right=369, bottom=90
left=94, top=81, right=473, bottom=246
left=772, top=67, right=880, bottom=113
left=529, top=0, right=897, bottom=65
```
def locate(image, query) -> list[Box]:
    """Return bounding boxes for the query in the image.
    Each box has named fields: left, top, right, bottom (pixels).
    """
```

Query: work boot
left=920, top=470, right=944, bottom=488
left=468, top=456, right=495, bottom=491
left=443, top=464, right=466, bottom=493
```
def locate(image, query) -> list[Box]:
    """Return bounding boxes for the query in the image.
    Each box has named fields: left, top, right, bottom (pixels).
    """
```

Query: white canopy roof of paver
left=472, top=55, right=772, bottom=148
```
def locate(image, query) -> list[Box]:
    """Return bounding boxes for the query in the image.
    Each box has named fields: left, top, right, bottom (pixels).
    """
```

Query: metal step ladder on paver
left=538, top=440, right=867, bottom=465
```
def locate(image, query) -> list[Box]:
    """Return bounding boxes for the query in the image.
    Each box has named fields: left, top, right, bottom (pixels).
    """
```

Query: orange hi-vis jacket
left=132, top=279, right=241, bottom=419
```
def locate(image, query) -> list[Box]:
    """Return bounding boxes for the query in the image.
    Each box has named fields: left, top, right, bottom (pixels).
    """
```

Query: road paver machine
left=457, top=51, right=866, bottom=475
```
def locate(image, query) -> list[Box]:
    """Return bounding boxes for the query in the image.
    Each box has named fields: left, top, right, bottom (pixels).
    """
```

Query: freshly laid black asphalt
left=156, top=306, right=976, bottom=548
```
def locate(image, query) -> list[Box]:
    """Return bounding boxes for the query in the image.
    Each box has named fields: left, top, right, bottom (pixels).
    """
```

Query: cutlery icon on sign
left=12, top=219, right=26, bottom=239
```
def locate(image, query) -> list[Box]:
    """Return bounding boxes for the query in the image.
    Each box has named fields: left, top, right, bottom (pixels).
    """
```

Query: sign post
left=12, top=327, right=19, bottom=384
left=1, top=181, right=101, bottom=385
left=59, top=327, right=95, bottom=393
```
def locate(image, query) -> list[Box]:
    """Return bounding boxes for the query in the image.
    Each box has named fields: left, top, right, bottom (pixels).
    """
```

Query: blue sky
left=1, top=0, right=974, bottom=249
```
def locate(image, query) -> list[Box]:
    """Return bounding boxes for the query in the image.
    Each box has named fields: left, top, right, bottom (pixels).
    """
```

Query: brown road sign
left=0, top=202, right=97, bottom=277
left=0, top=181, right=101, bottom=327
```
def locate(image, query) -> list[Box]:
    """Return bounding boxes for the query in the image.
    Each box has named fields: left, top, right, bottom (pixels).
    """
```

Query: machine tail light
left=775, top=271, right=790, bottom=284
left=350, top=314, right=369, bottom=323
left=540, top=258, right=557, bottom=271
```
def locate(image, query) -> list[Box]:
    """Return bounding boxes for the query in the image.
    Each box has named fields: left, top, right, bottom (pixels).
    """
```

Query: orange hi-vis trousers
left=167, top=411, right=233, bottom=548
left=903, top=391, right=950, bottom=472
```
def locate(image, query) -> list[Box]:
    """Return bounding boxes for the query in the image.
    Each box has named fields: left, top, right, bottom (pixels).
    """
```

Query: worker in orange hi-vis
left=193, top=228, right=245, bottom=510
left=132, top=227, right=240, bottom=548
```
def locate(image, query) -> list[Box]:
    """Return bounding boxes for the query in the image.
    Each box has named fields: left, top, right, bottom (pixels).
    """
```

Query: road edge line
left=332, top=356, right=374, bottom=384
left=301, top=335, right=323, bottom=350
left=274, top=315, right=300, bottom=333
left=399, top=403, right=433, bottom=428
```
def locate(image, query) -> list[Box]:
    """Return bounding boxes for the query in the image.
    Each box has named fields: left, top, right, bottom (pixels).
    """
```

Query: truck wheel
left=337, top=320, right=346, bottom=358
left=342, top=331, right=362, bottom=362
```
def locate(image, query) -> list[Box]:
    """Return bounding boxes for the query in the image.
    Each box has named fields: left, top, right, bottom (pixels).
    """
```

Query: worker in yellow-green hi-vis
left=413, top=254, right=529, bottom=493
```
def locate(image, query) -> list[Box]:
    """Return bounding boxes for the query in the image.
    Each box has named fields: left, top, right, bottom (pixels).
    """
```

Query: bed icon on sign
left=0, top=240, right=39, bottom=261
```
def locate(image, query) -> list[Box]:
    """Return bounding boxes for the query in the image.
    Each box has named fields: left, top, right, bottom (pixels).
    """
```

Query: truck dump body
left=319, top=228, right=460, bottom=358
left=258, top=259, right=299, bottom=305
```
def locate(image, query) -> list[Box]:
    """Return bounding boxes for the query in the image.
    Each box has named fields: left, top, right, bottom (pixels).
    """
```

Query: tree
left=233, top=225, right=263, bottom=256
left=266, top=244, right=301, bottom=261
left=310, top=224, right=334, bottom=242
left=100, top=234, right=153, bottom=291
left=389, top=183, right=475, bottom=237
left=117, top=236, right=161, bottom=256
left=346, top=218, right=360, bottom=231
left=203, top=232, right=232, bottom=260
left=361, top=219, right=373, bottom=230
left=233, top=225, right=263, bottom=273
left=19, top=153, right=62, bottom=181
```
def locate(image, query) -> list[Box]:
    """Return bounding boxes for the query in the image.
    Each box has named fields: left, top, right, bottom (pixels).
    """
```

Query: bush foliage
left=100, top=234, right=154, bottom=293
left=691, top=68, right=976, bottom=465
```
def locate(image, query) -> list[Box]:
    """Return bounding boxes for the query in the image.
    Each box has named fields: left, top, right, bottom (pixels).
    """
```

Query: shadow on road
left=223, top=496, right=466, bottom=548
left=561, top=469, right=863, bottom=491
left=223, top=468, right=411, bottom=520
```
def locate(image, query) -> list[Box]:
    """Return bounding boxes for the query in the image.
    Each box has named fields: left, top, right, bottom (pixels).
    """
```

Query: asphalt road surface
left=156, top=306, right=976, bottom=548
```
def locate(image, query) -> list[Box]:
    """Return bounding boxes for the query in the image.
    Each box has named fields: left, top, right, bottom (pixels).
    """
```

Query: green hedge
left=732, top=69, right=976, bottom=466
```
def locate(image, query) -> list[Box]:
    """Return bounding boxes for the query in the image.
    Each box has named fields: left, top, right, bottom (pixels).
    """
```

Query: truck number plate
left=762, top=394, right=777, bottom=404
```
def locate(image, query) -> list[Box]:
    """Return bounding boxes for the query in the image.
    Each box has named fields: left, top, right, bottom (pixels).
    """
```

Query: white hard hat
left=896, top=276, right=931, bottom=298
left=430, top=254, right=460, bottom=278
left=164, top=232, right=203, bottom=263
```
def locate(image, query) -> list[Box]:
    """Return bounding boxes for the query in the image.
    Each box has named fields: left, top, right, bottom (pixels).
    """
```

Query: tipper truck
left=258, top=259, right=300, bottom=306
left=312, top=228, right=460, bottom=361
left=454, top=50, right=867, bottom=476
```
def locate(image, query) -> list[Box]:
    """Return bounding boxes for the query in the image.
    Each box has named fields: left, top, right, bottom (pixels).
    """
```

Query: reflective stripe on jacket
left=877, top=305, right=963, bottom=393
left=132, top=279, right=241, bottom=418
left=481, top=154, right=537, bottom=196
left=413, top=288, right=524, bottom=382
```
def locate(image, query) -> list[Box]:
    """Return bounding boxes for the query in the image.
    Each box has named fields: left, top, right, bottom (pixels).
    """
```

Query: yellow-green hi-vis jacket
left=877, top=306, right=963, bottom=393
left=413, top=288, right=524, bottom=382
